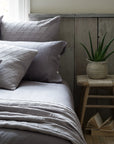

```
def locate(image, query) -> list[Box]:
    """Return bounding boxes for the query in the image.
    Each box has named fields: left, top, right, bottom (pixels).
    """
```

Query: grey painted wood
left=99, top=18, right=114, bottom=74
left=29, top=13, right=114, bottom=120
left=75, top=18, right=97, bottom=75
left=29, top=13, right=75, bottom=19
left=75, top=14, right=114, bottom=18
left=59, top=18, right=75, bottom=92
left=97, top=18, right=114, bottom=118
left=74, top=18, right=97, bottom=118
left=29, top=13, right=114, bottom=18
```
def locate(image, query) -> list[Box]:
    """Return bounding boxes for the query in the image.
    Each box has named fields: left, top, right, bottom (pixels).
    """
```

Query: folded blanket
left=0, top=98, right=86, bottom=144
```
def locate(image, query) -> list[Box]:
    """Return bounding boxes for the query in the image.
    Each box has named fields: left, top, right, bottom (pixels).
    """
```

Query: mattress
left=0, top=81, right=74, bottom=144
left=0, top=81, right=74, bottom=109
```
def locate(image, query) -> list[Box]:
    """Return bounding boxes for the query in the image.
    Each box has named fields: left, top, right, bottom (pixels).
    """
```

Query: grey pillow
left=0, top=44, right=37, bottom=90
left=0, top=41, right=67, bottom=83
left=0, top=16, right=60, bottom=41
left=0, top=16, right=3, bottom=38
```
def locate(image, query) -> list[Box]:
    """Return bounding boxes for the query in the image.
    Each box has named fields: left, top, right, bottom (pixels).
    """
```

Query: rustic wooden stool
left=77, top=75, right=114, bottom=126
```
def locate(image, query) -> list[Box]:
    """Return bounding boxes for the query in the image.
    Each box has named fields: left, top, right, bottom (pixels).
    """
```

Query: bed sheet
left=0, top=81, right=74, bottom=144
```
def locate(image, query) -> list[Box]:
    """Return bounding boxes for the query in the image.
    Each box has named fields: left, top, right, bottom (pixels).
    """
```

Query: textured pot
left=86, top=60, right=108, bottom=79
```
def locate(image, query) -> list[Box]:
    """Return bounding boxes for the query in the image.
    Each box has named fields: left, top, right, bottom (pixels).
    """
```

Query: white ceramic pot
left=86, top=60, right=108, bottom=79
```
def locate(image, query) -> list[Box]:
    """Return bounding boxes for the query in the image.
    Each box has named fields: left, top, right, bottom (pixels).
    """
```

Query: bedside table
left=77, top=75, right=114, bottom=126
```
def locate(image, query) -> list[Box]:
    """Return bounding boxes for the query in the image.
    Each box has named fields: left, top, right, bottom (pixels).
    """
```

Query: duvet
left=0, top=81, right=86, bottom=144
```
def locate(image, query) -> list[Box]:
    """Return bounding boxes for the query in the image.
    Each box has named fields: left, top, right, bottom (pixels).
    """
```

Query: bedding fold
left=0, top=99, right=86, bottom=144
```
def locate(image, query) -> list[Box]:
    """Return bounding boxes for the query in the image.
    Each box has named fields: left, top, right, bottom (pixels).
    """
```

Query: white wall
left=31, top=0, right=114, bottom=14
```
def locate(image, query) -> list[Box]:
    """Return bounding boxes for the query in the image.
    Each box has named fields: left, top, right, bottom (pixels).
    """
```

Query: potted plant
left=80, top=32, right=114, bottom=79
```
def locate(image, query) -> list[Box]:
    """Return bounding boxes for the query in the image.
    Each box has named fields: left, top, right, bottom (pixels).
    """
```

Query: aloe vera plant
left=80, top=32, right=114, bottom=61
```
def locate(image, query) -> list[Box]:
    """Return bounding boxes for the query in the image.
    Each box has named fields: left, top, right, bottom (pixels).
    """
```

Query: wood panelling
left=97, top=18, right=114, bottom=119
left=99, top=18, right=114, bottom=74
left=74, top=18, right=97, bottom=116
left=59, top=17, right=75, bottom=92
left=85, top=134, right=114, bottom=144
left=29, top=14, right=114, bottom=115
left=75, top=17, right=97, bottom=75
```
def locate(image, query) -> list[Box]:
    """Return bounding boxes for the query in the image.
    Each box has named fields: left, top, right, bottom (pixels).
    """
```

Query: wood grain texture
left=59, top=18, right=75, bottom=92
left=74, top=18, right=97, bottom=117
left=29, top=14, right=114, bottom=121
left=29, top=13, right=114, bottom=18
left=75, top=18, right=97, bottom=75
left=99, top=18, right=114, bottom=74
left=95, top=19, right=114, bottom=118
left=85, top=134, right=114, bottom=144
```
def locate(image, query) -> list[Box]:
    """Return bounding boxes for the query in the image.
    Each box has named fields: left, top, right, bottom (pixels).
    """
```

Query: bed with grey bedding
left=0, top=81, right=86, bottom=144
left=0, top=16, right=86, bottom=144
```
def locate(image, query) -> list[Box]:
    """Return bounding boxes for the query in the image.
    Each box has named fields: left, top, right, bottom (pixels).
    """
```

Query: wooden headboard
left=29, top=14, right=114, bottom=95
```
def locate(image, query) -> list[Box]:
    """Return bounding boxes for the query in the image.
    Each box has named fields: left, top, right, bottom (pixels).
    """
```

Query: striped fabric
left=0, top=44, right=37, bottom=90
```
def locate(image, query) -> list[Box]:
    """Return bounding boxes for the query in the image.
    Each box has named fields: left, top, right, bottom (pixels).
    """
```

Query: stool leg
left=81, top=86, right=90, bottom=126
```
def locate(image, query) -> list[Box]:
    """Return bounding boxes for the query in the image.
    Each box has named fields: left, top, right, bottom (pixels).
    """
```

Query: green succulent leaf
left=99, top=38, right=114, bottom=59
left=80, top=43, right=92, bottom=60
left=80, top=32, right=114, bottom=61
left=97, top=33, right=107, bottom=55
left=103, top=51, right=114, bottom=61
left=89, top=32, right=94, bottom=59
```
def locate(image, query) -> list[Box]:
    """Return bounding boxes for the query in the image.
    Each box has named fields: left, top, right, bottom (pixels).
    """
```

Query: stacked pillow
left=0, top=44, right=37, bottom=90
left=0, top=41, right=66, bottom=83
left=1, top=16, right=60, bottom=42
left=0, top=16, right=67, bottom=90
left=0, top=16, right=3, bottom=39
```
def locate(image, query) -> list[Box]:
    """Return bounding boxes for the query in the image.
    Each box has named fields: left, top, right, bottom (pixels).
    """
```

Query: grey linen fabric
left=0, top=16, right=60, bottom=41
left=0, top=44, right=37, bottom=90
left=0, top=99, right=87, bottom=144
left=0, top=41, right=67, bottom=83
left=0, top=16, right=3, bottom=22
left=0, top=16, right=3, bottom=39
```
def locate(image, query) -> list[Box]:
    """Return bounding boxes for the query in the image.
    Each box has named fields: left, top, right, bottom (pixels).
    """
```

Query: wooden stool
left=77, top=75, right=114, bottom=127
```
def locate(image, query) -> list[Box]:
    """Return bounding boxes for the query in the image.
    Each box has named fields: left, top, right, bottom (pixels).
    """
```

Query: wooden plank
left=59, top=17, right=75, bottom=93
left=89, top=95, right=114, bottom=98
left=75, top=18, right=97, bottom=75
left=85, top=134, right=114, bottom=144
left=74, top=17, right=97, bottom=118
left=29, top=13, right=75, bottom=19
left=98, top=18, right=114, bottom=118
left=86, top=105, right=114, bottom=108
left=29, top=13, right=114, bottom=18
left=99, top=18, right=114, bottom=75
left=91, top=129, right=114, bottom=136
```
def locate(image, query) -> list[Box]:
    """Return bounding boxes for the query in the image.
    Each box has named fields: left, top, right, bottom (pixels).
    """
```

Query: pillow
left=0, top=40, right=67, bottom=83
left=0, top=16, right=60, bottom=41
left=0, top=44, right=37, bottom=90
left=0, top=16, right=3, bottom=38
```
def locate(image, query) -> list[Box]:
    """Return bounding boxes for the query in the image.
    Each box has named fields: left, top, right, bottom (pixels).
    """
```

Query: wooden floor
left=85, top=135, right=114, bottom=144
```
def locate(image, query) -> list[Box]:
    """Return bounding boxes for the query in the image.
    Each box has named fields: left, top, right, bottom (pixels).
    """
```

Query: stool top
left=77, top=75, right=114, bottom=87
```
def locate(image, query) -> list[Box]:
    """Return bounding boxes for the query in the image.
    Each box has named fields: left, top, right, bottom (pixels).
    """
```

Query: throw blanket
left=0, top=98, right=86, bottom=144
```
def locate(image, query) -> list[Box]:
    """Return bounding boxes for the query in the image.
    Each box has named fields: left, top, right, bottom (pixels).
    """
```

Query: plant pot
left=86, top=60, right=108, bottom=79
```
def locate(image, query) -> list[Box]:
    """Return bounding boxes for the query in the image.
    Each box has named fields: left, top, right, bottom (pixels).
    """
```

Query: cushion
left=0, top=16, right=60, bottom=41
left=0, top=44, right=37, bottom=90
left=0, top=41, right=67, bottom=83
left=0, top=16, right=3, bottom=38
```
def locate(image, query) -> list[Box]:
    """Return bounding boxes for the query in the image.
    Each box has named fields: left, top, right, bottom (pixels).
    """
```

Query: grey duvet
left=0, top=81, right=86, bottom=144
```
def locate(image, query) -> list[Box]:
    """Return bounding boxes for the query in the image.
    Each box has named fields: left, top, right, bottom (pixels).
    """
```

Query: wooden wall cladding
left=29, top=14, right=114, bottom=108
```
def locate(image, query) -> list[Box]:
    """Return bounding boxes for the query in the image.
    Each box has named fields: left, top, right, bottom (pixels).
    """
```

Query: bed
left=0, top=15, right=86, bottom=144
